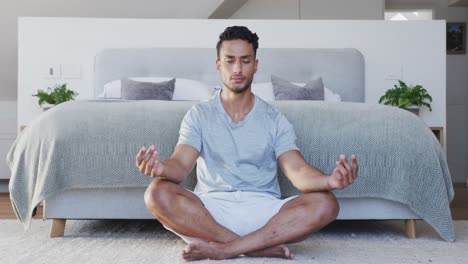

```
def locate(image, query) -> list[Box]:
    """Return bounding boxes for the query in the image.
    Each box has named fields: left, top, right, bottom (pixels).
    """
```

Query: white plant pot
left=42, top=104, right=55, bottom=112
left=404, top=106, right=420, bottom=115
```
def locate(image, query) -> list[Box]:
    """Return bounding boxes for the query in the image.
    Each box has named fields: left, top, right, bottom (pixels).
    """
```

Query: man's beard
left=223, top=79, right=252, bottom=94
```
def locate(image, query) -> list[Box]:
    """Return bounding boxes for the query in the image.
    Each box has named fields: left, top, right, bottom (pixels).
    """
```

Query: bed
left=7, top=48, right=455, bottom=241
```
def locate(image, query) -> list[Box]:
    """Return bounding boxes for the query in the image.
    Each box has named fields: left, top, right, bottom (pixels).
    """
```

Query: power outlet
left=45, top=65, right=61, bottom=79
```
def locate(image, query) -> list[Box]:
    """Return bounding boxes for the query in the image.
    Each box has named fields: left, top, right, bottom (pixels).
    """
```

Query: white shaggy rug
left=0, top=219, right=467, bottom=264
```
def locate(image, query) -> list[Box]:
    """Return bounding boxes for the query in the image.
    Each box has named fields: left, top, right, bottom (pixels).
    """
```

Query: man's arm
left=136, top=144, right=199, bottom=184
left=278, top=150, right=358, bottom=193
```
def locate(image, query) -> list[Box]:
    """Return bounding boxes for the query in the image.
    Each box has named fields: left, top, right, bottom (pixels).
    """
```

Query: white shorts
left=164, top=190, right=297, bottom=243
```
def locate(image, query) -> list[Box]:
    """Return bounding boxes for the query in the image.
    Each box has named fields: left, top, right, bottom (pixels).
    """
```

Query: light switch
left=385, top=73, right=402, bottom=80
left=44, top=64, right=61, bottom=79
left=61, top=64, right=82, bottom=79
left=384, top=65, right=403, bottom=80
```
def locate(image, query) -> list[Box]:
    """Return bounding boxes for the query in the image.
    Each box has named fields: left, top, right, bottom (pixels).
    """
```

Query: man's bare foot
left=181, top=241, right=294, bottom=261
left=246, top=244, right=294, bottom=259
left=182, top=240, right=230, bottom=261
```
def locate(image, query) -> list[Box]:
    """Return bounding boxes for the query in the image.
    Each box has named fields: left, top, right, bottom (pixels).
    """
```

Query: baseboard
left=0, top=179, right=9, bottom=193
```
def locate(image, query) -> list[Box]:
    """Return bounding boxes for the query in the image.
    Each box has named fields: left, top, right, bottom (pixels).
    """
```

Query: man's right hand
left=136, top=145, right=166, bottom=177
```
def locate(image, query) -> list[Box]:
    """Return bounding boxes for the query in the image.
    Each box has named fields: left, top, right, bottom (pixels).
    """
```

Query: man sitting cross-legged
left=136, top=26, right=358, bottom=261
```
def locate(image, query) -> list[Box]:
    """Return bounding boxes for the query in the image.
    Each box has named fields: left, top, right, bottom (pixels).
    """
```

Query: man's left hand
left=327, top=154, right=358, bottom=190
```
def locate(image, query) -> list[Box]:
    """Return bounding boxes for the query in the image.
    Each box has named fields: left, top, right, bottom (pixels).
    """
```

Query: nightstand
left=430, top=127, right=443, bottom=145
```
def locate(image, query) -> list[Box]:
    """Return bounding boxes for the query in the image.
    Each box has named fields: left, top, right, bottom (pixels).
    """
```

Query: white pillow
left=99, top=79, right=121, bottom=98
left=98, top=77, right=212, bottom=101
left=251, top=82, right=275, bottom=101
left=251, top=82, right=341, bottom=102
left=324, top=87, right=342, bottom=102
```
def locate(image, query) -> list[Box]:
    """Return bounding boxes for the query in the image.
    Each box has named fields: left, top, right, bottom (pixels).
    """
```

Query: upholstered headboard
left=94, top=48, right=364, bottom=102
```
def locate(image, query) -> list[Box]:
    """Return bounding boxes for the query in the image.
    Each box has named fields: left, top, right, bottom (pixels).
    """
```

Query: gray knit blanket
left=6, top=100, right=454, bottom=241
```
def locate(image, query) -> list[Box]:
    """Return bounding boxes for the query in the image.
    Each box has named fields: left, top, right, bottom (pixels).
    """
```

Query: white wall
left=0, top=0, right=223, bottom=101
left=231, top=0, right=384, bottom=19
left=386, top=0, right=468, bottom=185
left=18, top=18, right=446, bottom=132
left=0, top=101, right=17, bottom=180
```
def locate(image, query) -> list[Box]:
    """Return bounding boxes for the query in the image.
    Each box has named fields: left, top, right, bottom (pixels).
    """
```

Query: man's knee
left=302, top=192, right=339, bottom=226
left=315, top=192, right=339, bottom=223
left=324, top=192, right=340, bottom=222
left=144, top=178, right=177, bottom=214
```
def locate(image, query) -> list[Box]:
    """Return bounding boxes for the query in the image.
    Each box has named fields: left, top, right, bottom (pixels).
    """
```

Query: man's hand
left=327, top=154, right=358, bottom=190
left=135, top=145, right=166, bottom=177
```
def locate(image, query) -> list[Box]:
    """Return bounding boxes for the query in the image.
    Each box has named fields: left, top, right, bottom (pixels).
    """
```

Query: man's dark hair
left=216, top=26, right=259, bottom=58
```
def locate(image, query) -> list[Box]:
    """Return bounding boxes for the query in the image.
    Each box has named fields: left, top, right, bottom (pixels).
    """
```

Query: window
left=384, top=10, right=433, bottom=21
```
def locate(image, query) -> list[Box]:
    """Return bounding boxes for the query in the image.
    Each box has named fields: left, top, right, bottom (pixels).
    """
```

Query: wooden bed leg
left=49, top=219, right=66, bottom=238
left=405, top=219, right=416, bottom=239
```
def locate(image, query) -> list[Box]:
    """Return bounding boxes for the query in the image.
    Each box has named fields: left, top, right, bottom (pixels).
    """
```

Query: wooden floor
left=0, top=184, right=467, bottom=220
left=0, top=193, right=43, bottom=219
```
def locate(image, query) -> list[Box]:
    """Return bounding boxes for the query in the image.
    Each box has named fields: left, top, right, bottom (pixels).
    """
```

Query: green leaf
left=378, top=80, right=432, bottom=111
left=32, top=83, right=78, bottom=107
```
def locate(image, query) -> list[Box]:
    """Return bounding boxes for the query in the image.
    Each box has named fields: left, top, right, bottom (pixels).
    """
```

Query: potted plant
left=378, top=80, right=432, bottom=115
left=33, top=83, right=79, bottom=111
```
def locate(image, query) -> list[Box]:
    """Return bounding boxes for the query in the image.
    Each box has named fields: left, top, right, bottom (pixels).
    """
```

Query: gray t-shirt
left=177, top=90, right=298, bottom=198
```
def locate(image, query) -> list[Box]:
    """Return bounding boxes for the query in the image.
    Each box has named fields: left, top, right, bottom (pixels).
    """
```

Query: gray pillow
left=271, top=75, right=324, bottom=100
left=121, top=78, right=175, bottom=100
